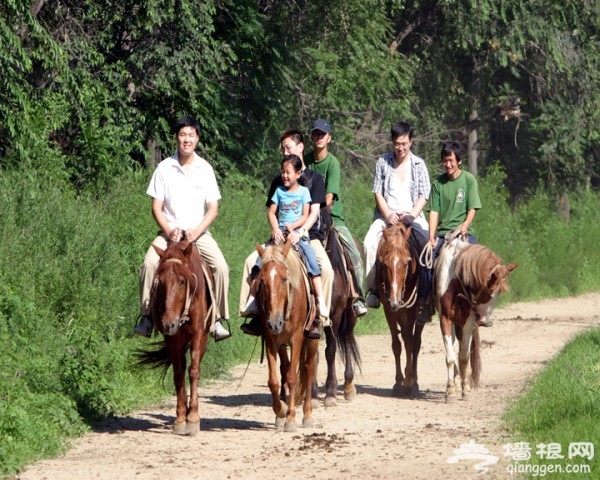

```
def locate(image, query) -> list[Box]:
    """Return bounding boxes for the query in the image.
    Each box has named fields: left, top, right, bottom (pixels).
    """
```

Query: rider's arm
left=428, top=210, right=439, bottom=245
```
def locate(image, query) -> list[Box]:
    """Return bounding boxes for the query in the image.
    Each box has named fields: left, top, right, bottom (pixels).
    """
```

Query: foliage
left=502, top=328, right=600, bottom=478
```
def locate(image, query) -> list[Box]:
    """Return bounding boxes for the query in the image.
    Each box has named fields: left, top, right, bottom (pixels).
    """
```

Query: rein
left=456, top=263, right=503, bottom=309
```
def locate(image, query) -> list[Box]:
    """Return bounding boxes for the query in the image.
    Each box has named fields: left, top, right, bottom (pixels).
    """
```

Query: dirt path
left=17, top=293, right=600, bottom=480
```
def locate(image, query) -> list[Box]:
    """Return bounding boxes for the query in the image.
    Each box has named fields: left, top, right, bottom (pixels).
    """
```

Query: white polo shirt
left=146, top=152, right=221, bottom=232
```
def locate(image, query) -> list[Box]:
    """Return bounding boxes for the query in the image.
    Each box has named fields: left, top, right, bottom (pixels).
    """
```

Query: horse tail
left=470, top=326, right=482, bottom=388
left=136, top=341, right=175, bottom=381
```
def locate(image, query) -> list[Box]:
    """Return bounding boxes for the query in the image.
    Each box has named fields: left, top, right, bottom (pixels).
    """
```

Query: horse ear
left=152, top=244, right=165, bottom=258
left=506, top=262, right=518, bottom=272
left=256, top=243, right=265, bottom=257
left=282, top=239, right=292, bottom=257
left=183, top=241, right=195, bottom=257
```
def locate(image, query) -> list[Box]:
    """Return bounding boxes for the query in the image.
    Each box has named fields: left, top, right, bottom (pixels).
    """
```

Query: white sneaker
left=134, top=315, right=153, bottom=337
left=240, top=296, right=258, bottom=317
left=212, top=319, right=232, bottom=342
left=352, top=299, right=368, bottom=317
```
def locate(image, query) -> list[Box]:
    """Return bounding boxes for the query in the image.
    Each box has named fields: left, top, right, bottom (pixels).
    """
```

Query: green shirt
left=304, top=151, right=345, bottom=227
left=429, top=170, right=482, bottom=236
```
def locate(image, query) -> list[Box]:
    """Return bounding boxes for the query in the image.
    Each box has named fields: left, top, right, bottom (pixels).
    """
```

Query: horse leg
left=266, top=343, right=287, bottom=432
left=302, top=338, right=319, bottom=428
left=169, top=344, right=188, bottom=434
left=398, top=317, right=422, bottom=397
left=387, top=317, right=405, bottom=397
left=185, top=334, right=208, bottom=435
left=440, top=316, right=458, bottom=404
left=342, top=318, right=358, bottom=402
left=324, top=322, right=338, bottom=407
left=459, top=319, right=476, bottom=400
left=278, top=345, right=290, bottom=403
left=283, top=334, right=303, bottom=432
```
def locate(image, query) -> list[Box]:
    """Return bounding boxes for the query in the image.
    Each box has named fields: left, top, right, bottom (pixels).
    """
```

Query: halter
left=162, top=257, right=198, bottom=325
left=457, top=263, right=503, bottom=309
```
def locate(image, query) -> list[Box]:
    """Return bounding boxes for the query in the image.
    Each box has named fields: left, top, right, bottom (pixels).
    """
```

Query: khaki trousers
left=140, top=232, right=230, bottom=320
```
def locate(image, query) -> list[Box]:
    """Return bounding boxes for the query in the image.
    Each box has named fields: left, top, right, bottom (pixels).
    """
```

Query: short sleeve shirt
left=146, top=152, right=221, bottom=232
left=304, top=151, right=345, bottom=226
left=428, top=170, right=481, bottom=236
left=271, top=185, right=312, bottom=229
left=266, top=169, right=326, bottom=241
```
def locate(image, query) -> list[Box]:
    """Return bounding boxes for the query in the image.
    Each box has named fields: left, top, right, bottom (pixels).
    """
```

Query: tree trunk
left=468, top=108, right=478, bottom=177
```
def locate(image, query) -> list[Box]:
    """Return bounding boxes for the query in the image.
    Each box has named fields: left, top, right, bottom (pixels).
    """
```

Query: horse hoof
left=311, top=398, right=320, bottom=409
left=302, top=417, right=315, bottom=428
left=462, top=392, right=471, bottom=401
left=185, top=421, right=200, bottom=436
left=173, top=422, right=187, bottom=435
left=344, top=386, right=357, bottom=402
left=445, top=395, right=458, bottom=404
left=275, top=416, right=286, bottom=432
left=324, top=396, right=337, bottom=407
left=284, top=420, right=298, bottom=432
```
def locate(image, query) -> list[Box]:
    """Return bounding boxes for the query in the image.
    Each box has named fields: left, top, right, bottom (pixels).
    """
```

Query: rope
left=419, top=242, right=433, bottom=269
left=235, top=335, right=260, bottom=392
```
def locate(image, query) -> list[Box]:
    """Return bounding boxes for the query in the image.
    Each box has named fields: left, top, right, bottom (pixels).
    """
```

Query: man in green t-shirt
left=304, top=119, right=368, bottom=318
left=428, top=141, right=492, bottom=327
left=428, top=141, right=481, bottom=244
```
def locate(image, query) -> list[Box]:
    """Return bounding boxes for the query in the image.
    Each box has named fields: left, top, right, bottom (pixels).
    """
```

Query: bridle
left=155, top=257, right=198, bottom=327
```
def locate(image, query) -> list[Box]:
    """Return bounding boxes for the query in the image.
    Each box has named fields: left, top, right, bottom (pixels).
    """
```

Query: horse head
left=151, top=241, right=199, bottom=336
left=455, top=245, right=518, bottom=319
left=256, top=241, right=297, bottom=334
left=377, top=224, right=418, bottom=311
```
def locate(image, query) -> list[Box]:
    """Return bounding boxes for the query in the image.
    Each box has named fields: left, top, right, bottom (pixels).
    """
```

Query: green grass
left=502, top=328, right=600, bottom=479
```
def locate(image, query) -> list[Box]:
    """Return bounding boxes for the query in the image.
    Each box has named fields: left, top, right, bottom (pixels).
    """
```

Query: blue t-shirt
left=271, top=185, right=312, bottom=229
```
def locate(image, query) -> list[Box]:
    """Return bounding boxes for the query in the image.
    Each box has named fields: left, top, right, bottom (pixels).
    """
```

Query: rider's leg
left=195, top=233, right=232, bottom=341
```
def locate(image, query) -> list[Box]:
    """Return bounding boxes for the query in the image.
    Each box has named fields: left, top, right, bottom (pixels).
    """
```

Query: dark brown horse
left=138, top=240, right=211, bottom=435
left=375, top=223, right=423, bottom=397
left=256, top=241, right=319, bottom=432
left=321, top=213, right=362, bottom=406
left=434, top=236, right=517, bottom=403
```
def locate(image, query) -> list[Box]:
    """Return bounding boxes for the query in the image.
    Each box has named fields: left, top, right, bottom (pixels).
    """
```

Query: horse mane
left=455, top=244, right=510, bottom=294
left=156, top=241, right=198, bottom=282
left=261, top=243, right=304, bottom=291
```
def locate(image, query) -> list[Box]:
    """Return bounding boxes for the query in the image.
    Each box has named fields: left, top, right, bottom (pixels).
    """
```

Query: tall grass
left=1, top=162, right=600, bottom=477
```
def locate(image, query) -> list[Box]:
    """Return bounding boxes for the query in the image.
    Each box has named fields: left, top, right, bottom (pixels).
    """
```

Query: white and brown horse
left=434, top=235, right=517, bottom=403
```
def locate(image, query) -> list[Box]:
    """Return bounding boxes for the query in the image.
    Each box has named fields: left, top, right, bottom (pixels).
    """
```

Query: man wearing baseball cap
left=305, top=119, right=368, bottom=318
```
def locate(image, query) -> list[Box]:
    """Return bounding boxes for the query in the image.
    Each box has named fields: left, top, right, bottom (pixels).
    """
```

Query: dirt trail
left=16, top=293, right=600, bottom=480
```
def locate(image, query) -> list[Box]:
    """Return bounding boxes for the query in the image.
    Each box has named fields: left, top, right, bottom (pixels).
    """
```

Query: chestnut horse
left=434, top=235, right=517, bottom=403
left=138, top=240, right=212, bottom=435
left=256, top=241, right=319, bottom=432
left=320, top=212, right=362, bottom=406
left=375, top=223, right=423, bottom=397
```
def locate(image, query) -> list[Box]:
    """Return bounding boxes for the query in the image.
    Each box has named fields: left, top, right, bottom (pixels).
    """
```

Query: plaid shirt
left=371, top=151, right=431, bottom=221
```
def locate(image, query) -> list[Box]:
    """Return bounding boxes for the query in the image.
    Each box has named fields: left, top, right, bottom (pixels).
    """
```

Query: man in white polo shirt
left=134, top=116, right=231, bottom=341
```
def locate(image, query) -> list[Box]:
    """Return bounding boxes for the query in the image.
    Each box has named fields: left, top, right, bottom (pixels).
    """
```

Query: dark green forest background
left=2, top=1, right=600, bottom=476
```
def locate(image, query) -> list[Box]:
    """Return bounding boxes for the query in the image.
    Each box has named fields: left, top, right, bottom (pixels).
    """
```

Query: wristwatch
left=299, top=228, right=308, bottom=239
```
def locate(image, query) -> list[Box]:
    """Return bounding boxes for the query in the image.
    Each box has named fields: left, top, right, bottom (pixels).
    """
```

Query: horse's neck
left=435, top=239, right=469, bottom=298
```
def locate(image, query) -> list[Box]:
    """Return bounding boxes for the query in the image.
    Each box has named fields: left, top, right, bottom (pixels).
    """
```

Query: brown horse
left=321, top=212, right=362, bottom=406
left=256, top=241, right=319, bottom=432
left=138, top=240, right=211, bottom=435
left=375, top=223, right=423, bottom=397
left=434, top=236, right=517, bottom=403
